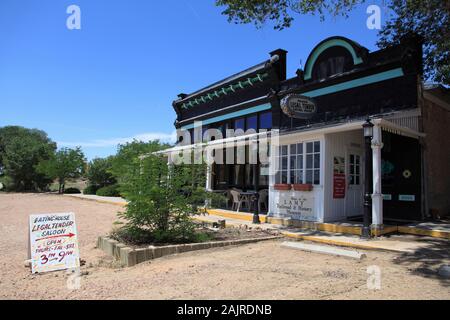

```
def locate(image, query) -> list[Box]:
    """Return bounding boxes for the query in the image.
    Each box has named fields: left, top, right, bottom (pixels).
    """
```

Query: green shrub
left=83, top=185, right=99, bottom=195
left=64, top=187, right=81, bottom=194
left=96, top=184, right=121, bottom=197
left=116, top=150, right=224, bottom=245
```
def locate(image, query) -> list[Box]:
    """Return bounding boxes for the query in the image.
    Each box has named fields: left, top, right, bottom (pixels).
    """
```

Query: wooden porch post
left=371, top=124, right=384, bottom=230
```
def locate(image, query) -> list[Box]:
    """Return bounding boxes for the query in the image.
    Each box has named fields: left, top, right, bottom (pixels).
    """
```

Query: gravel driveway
left=0, top=193, right=448, bottom=300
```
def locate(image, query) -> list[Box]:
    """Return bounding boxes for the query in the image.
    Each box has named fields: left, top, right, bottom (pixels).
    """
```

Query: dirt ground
left=0, top=193, right=449, bottom=300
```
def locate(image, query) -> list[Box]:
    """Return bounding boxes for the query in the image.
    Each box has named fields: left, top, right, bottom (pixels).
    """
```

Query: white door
left=345, top=150, right=364, bottom=217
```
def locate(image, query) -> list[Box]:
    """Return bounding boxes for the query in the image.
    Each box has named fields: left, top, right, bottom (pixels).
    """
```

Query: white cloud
left=58, top=131, right=177, bottom=148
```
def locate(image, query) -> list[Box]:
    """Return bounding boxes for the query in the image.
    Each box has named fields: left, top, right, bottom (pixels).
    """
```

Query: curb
left=397, top=226, right=450, bottom=240
left=97, top=235, right=282, bottom=267
left=280, top=231, right=407, bottom=253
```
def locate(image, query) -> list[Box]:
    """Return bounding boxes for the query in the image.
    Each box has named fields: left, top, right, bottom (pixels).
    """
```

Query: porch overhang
left=278, top=117, right=425, bottom=141
left=151, top=115, right=424, bottom=159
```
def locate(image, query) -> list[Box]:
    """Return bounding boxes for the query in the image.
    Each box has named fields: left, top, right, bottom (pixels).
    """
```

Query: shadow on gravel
left=392, top=237, right=450, bottom=286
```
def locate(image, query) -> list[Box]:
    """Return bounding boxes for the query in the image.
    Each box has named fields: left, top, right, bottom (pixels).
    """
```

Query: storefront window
left=234, top=118, right=245, bottom=131
left=246, top=115, right=257, bottom=131
left=290, top=143, right=304, bottom=184
left=259, top=112, right=272, bottom=130
left=275, top=145, right=288, bottom=184
left=305, top=141, right=320, bottom=184
left=275, top=141, right=321, bottom=185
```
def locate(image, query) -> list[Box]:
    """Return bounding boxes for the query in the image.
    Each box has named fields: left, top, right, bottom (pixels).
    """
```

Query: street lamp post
left=362, top=119, right=374, bottom=239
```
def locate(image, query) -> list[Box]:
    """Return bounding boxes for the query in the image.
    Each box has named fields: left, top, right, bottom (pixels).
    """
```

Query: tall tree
left=37, top=147, right=86, bottom=194
left=110, top=140, right=170, bottom=189
left=215, top=0, right=450, bottom=85
left=86, top=156, right=117, bottom=190
left=0, top=126, right=56, bottom=191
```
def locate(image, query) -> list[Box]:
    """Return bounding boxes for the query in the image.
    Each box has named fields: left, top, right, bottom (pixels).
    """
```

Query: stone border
left=97, top=235, right=282, bottom=267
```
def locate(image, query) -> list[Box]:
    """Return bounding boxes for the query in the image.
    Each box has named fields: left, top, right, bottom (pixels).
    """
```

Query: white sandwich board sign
left=29, top=213, right=80, bottom=274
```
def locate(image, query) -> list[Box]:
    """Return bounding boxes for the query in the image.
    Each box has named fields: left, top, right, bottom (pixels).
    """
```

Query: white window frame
left=276, top=139, right=322, bottom=185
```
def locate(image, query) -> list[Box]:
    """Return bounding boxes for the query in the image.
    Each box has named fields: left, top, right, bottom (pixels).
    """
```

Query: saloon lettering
left=29, top=213, right=80, bottom=274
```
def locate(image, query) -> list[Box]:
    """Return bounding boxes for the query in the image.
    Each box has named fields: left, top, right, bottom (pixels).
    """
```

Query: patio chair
left=230, top=190, right=250, bottom=212
left=258, top=189, right=269, bottom=213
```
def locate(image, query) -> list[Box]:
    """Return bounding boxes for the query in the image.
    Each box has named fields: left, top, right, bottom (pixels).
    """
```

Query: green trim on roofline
left=304, top=39, right=364, bottom=81
left=302, top=68, right=404, bottom=98
left=180, top=103, right=272, bottom=130
left=181, top=72, right=269, bottom=110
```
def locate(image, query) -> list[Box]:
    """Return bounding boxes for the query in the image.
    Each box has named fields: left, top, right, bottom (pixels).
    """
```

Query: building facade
left=167, top=36, right=450, bottom=231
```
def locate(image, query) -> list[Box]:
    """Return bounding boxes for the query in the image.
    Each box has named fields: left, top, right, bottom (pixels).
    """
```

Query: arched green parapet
left=304, top=37, right=366, bottom=81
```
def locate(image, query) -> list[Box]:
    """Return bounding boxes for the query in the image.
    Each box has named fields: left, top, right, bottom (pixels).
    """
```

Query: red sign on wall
left=333, top=174, right=346, bottom=199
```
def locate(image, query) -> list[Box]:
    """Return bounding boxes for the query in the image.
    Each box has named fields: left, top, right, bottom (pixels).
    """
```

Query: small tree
left=117, top=149, right=217, bottom=244
left=37, top=147, right=86, bottom=194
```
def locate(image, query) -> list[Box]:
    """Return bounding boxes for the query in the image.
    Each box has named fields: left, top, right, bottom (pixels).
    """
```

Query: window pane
left=297, top=155, right=303, bottom=170
left=350, top=164, right=354, bottom=174
left=234, top=118, right=245, bottom=131
left=355, top=176, right=360, bottom=185
left=246, top=115, right=257, bottom=131
left=306, top=142, right=313, bottom=153
left=297, top=143, right=303, bottom=154
left=314, top=170, right=320, bottom=185
left=290, top=170, right=296, bottom=184
left=281, top=145, right=288, bottom=156
left=298, top=170, right=304, bottom=184
left=259, top=112, right=272, bottom=129
left=350, top=154, right=354, bottom=164
left=314, top=154, right=320, bottom=168
left=314, top=141, right=320, bottom=153
left=350, top=175, right=354, bottom=185
left=275, top=172, right=281, bottom=184
left=282, top=171, right=288, bottom=184
left=306, top=170, right=313, bottom=184
left=355, top=165, right=360, bottom=175
left=355, top=155, right=360, bottom=165
left=306, top=154, right=313, bottom=168
left=290, top=156, right=296, bottom=170
left=282, top=157, right=288, bottom=170
left=290, top=144, right=297, bottom=155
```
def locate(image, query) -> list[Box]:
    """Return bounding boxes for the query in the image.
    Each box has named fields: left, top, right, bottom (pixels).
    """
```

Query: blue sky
left=0, top=0, right=389, bottom=160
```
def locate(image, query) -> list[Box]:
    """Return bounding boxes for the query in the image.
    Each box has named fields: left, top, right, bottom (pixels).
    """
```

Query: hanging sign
left=333, top=173, right=346, bottom=199
left=280, top=94, right=317, bottom=119
left=29, top=213, right=80, bottom=274
left=333, top=156, right=346, bottom=199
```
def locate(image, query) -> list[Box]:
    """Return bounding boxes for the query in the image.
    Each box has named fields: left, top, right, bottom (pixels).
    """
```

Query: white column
left=206, top=163, right=213, bottom=192
left=371, top=124, right=384, bottom=227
